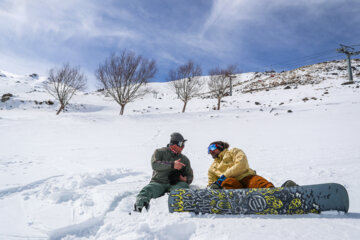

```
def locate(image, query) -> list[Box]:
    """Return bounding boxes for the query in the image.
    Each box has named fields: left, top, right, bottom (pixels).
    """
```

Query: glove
left=214, top=175, right=226, bottom=187
left=168, top=170, right=181, bottom=185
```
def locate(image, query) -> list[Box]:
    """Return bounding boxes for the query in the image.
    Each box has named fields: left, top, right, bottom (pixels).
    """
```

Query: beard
left=169, top=144, right=184, bottom=154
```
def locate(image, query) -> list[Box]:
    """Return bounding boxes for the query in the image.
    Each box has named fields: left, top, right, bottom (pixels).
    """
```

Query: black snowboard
left=168, top=183, right=349, bottom=215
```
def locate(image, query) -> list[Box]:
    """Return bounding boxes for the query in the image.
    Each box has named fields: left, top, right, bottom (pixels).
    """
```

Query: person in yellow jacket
left=207, top=141, right=296, bottom=189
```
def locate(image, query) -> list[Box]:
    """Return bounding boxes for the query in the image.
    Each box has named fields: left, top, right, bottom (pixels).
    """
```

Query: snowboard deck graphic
left=168, top=183, right=349, bottom=215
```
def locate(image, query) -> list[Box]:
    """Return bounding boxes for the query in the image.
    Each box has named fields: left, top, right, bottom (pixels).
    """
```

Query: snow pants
left=136, top=181, right=189, bottom=207
left=221, top=175, right=274, bottom=189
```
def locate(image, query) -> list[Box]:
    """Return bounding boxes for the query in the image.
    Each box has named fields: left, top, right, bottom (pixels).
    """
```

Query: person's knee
left=138, top=182, right=165, bottom=198
left=222, top=178, right=243, bottom=189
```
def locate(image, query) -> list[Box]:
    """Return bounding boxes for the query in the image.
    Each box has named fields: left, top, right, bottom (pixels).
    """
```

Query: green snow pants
left=135, top=181, right=189, bottom=207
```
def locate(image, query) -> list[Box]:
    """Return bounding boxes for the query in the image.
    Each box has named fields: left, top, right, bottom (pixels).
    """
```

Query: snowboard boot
left=134, top=202, right=150, bottom=212
left=281, top=180, right=298, bottom=188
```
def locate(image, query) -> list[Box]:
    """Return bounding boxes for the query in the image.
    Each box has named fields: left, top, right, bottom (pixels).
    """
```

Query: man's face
left=171, top=144, right=184, bottom=154
left=210, top=148, right=221, bottom=159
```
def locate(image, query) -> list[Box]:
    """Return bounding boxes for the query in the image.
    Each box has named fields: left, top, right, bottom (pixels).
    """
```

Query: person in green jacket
left=134, top=132, right=194, bottom=212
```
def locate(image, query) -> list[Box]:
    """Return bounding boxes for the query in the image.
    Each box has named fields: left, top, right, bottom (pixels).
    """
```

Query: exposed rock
left=284, top=86, right=291, bottom=90
left=288, top=110, right=293, bottom=113
left=29, top=73, right=39, bottom=79
left=255, top=102, right=261, bottom=105
left=34, top=100, right=54, bottom=105
left=1, top=93, right=13, bottom=102
left=341, top=81, right=355, bottom=85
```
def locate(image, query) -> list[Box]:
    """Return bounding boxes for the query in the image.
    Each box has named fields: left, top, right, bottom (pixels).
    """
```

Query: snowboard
left=168, top=183, right=349, bottom=215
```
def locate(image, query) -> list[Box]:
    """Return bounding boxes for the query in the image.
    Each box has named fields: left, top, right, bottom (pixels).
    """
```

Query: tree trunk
left=217, top=97, right=221, bottom=110
left=120, top=104, right=125, bottom=115
left=182, top=101, right=187, bottom=113
left=56, top=104, right=65, bottom=115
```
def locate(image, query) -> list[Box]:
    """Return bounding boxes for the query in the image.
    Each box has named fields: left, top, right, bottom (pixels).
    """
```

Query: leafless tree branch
left=168, top=60, right=203, bottom=112
left=44, top=64, right=87, bottom=115
left=95, top=50, right=157, bottom=115
left=208, top=65, right=238, bottom=110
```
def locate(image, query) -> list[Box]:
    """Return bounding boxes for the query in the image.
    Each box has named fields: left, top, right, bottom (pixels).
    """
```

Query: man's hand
left=179, top=175, right=187, bottom=182
left=174, top=159, right=186, bottom=170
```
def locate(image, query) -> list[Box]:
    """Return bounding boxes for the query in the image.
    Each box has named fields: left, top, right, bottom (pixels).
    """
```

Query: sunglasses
left=208, top=144, right=217, bottom=154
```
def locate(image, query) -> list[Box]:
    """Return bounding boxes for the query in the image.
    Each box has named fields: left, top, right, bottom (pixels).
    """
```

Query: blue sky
left=1, top=0, right=360, bottom=89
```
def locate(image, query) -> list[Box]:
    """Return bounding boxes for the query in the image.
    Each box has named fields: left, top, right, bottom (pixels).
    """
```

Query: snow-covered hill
left=0, top=60, right=360, bottom=240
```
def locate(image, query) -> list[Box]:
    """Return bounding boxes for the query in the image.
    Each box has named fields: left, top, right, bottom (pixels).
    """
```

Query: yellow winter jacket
left=207, top=148, right=256, bottom=186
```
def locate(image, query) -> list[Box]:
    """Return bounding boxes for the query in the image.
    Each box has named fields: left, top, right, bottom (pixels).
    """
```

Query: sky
left=1, top=0, right=360, bottom=89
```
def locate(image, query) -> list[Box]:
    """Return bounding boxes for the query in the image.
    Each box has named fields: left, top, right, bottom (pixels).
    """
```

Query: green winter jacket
left=150, top=147, right=193, bottom=184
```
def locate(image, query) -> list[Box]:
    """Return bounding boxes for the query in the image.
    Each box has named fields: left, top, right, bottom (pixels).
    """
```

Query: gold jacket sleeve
left=207, top=170, right=218, bottom=186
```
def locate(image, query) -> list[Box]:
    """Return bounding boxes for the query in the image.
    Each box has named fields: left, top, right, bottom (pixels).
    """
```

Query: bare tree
left=44, top=64, right=87, bottom=115
left=208, top=65, right=237, bottom=110
left=95, top=50, right=157, bottom=115
left=169, top=60, right=202, bottom=112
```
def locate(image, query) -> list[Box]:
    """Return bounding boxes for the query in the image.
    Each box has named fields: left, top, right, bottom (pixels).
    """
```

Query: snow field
left=0, top=63, right=360, bottom=239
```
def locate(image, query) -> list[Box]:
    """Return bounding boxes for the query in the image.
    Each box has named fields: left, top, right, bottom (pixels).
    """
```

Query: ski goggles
left=173, top=141, right=185, bottom=147
left=208, top=144, right=218, bottom=154
left=177, top=141, right=185, bottom=147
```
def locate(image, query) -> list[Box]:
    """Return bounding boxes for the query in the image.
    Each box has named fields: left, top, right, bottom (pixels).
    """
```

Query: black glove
left=168, top=170, right=181, bottom=185
left=168, top=169, right=186, bottom=185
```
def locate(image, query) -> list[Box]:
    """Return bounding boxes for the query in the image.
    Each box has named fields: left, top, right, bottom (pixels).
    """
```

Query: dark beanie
left=170, top=132, right=187, bottom=144
left=209, top=141, right=230, bottom=151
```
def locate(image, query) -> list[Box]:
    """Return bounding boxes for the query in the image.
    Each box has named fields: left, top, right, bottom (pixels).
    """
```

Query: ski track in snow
left=48, top=191, right=136, bottom=240
left=0, top=175, right=63, bottom=198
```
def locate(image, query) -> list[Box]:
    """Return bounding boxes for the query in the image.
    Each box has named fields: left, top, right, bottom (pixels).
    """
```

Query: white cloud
left=195, top=0, right=356, bottom=60
left=202, top=0, right=332, bottom=35
left=0, top=0, right=143, bottom=77
left=0, top=0, right=358, bottom=80
left=0, top=0, right=139, bottom=41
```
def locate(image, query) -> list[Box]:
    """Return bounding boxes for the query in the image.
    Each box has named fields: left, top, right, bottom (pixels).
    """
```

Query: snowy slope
left=0, top=60, right=360, bottom=240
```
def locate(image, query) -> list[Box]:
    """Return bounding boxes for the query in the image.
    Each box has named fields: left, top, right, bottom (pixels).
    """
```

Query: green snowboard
left=168, top=183, right=349, bottom=215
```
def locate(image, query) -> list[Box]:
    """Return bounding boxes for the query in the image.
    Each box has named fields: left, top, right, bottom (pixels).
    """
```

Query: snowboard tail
left=168, top=183, right=349, bottom=215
